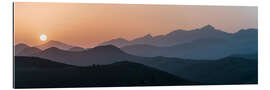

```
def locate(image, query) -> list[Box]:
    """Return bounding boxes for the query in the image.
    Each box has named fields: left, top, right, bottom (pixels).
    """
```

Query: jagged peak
left=43, top=47, right=62, bottom=52
left=200, top=24, right=215, bottom=31
left=144, top=34, right=153, bottom=38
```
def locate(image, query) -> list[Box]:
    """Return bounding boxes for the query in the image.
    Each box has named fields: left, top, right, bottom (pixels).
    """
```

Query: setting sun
left=40, top=34, right=47, bottom=41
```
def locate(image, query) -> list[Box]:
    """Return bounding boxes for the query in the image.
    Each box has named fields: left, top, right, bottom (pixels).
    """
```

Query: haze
left=14, top=2, right=257, bottom=48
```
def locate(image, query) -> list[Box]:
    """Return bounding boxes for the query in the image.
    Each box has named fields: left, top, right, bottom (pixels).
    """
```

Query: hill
left=35, top=40, right=76, bottom=50
left=14, top=56, right=195, bottom=88
left=144, top=56, right=258, bottom=84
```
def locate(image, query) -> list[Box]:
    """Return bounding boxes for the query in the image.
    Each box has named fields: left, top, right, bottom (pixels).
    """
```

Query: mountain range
left=15, top=25, right=257, bottom=60
left=121, top=28, right=257, bottom=60
left=101, top=25, right=258, bottom=59
left=15, top=40, right=85, bottom=56
left=14, top=25, right=258, bottom=86
left=100, top=25, right=231, bottom=47
left=14, top=44, right=257, bottom=84
left=35, top=40, right=84, bottom=51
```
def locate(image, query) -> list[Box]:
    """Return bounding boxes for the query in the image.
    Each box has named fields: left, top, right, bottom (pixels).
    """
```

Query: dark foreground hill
left=14, top=56, right=196, bottom=88
left=144, top=56, right=258, bottom=84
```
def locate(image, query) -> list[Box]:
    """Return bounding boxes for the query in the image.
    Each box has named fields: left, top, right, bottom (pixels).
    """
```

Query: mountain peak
left=45, top=47, right=61, bottom=51
left=42, top=47, right=62, bottom=53
left=144, top=34, right=153, bottom=38
left=36, top=40, right=73, bottom=50
left=15, top=43, right=31, bottom=55
left=201, top=24, right=215, bottom=31
left=90, top=45, right=123, bottom=53
left=99, top=38, right=129, bottom=48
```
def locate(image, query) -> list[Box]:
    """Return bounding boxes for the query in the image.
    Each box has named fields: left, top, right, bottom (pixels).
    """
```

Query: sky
left=14, top=2, right=258, bottom=48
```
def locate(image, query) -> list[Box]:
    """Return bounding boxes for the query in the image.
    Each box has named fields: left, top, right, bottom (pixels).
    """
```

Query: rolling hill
left=35, top=40, right=84, bottom=50
left=14, top=56, right=195, bottom=88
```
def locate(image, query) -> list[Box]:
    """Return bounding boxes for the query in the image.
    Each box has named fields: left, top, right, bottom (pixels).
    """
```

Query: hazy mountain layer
left=100, top=25, right=231, bottom=47
left=121, top=28, right=258, bottom=60
left=35, top=40, right=83, bottom=50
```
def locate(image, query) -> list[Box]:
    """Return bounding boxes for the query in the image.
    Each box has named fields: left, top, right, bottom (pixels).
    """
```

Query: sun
left=40, top=34, right=47, bottom=41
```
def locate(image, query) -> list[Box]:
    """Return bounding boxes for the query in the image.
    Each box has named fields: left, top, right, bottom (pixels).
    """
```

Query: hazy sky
left=14, top=2, right=257, bottom=48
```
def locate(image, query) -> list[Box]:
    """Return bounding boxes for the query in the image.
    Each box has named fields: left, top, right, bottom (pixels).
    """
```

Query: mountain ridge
left=99, top=25, right=240, bottom=47
left=121, top=28, right=258, bottom=60
left=35, top=40, right=75, bottom=50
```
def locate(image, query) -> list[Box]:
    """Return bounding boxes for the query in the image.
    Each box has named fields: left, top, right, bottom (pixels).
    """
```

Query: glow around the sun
left=40, top=34, right=47, bottom=41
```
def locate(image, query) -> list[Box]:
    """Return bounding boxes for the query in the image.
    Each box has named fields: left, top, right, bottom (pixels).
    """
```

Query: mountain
left=144, top=56, right=258, bottom=84
left=99, top=25, right=231, bottom=47
left=15, top=56, right=195, bottom=88
left=33, top=45, right=140, bottom=66
left=23, top=45, right=257, bottom=84
left=121, top=28, right=258, bottom=60
left=15, top=43, right=30, bottom=55
left=68, top=46, right=85, bottom=51
left=15, top=43, right=42, bottom=56
left=16, top=47, right=42, bottom=56
left=100, top=38, right=129, bottom=48
left=35, top=40, right=74, bottom=50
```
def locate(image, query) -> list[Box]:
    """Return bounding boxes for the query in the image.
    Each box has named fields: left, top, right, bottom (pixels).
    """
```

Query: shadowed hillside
left=15, top=56, right=196, bottom=88
left=144, top=56, right=258, bottom=84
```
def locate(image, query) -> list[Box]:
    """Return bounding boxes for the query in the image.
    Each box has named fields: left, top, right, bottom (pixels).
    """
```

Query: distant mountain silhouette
left=15, top=43, right=42, bottom=56
left=16, top=47, right=42, bottom=56
left=121, top=28, right=258, bottom=60
left=100, top=38, right=129, bottom=48
left=68, top=46, right=85, bottom=51
left=100, top=25, right=231, bottom=47
left=35, top=40, right=74, bottom=50
left=15, top=56, right=195, bottom=88
left=16, top=44, right=257, bottom=85
left=15, top=43, right=30, bottom=55
left=33, top=45, right=140, bottom=66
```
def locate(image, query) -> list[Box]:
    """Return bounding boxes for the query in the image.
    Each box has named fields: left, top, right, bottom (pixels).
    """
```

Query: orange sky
left=14, top=2, right=257, bottom=48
